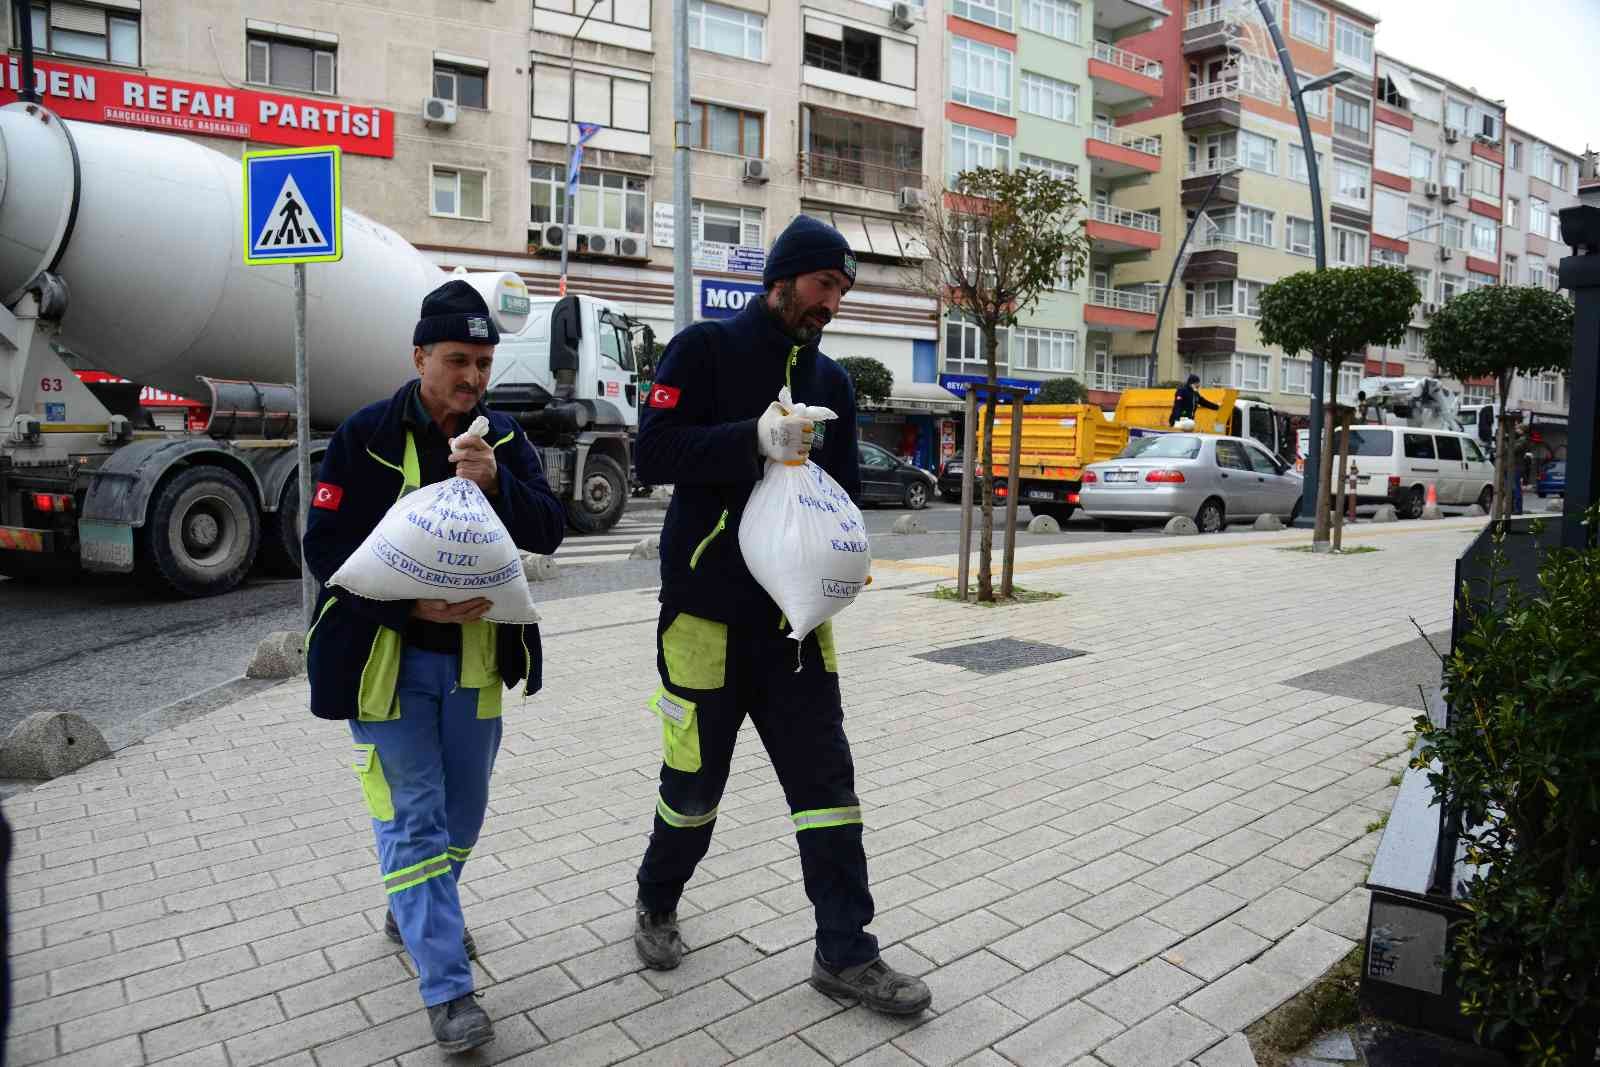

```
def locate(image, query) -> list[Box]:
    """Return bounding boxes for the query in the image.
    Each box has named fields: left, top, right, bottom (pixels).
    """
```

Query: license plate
left=1026, top=489, right=1054, bottom=501
left=1106, top=471, right=1138, bottom=482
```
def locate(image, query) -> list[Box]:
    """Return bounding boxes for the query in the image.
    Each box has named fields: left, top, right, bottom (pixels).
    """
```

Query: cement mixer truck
left=0, top=99, right=641, bottom=596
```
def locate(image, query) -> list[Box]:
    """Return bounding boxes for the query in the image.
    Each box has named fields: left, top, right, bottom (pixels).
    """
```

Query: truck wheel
left=259, top=481, right=303, bottom=577
left=141, top=466, right=260, bottom=597
left=565, top=454, right=627, bottom=534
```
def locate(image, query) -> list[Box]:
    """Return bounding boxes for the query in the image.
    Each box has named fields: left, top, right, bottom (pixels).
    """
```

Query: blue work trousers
left=350, top=647, right=502, bottom=1007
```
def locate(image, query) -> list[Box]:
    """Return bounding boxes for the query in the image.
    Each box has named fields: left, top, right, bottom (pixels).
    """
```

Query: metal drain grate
left=914, top=637, right=1087, bottom=675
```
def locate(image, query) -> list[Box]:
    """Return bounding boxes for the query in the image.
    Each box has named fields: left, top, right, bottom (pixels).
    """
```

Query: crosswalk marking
left=551, top=512, right=665, bottom=566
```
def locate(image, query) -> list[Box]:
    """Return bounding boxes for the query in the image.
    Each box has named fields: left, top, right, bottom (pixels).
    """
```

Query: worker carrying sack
left=328, top=416, right=541, bottom=624
left=739, top=388, right=872, bottom=645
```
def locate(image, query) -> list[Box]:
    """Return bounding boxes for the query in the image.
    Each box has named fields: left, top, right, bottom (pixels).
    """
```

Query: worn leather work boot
left=386, top=909, right=477, bottom=960
left=427, top=993, right=494, bottom=1054
left=633, top=904, right=686, bottom=970
left=810, top=953, right=933, bottom=1016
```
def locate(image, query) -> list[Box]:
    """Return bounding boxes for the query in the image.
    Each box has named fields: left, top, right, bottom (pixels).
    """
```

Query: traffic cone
left=1421, top=481, right=1443, bottom=520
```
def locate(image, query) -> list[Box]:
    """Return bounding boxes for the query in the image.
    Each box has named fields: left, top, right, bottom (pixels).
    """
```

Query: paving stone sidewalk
left=5, top=518, right=1486, bottom=1066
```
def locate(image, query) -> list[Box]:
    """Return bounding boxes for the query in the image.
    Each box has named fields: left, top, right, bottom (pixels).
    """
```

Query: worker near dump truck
left=1170, top=373, right=1222, bottom=426
left=302, top=280, right=566, bottom=1055
left=628, top=215, right=933, bottom=1017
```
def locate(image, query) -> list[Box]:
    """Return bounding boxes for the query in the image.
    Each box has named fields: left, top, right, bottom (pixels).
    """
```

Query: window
left=1445, top=97, right=1470, bottom=133
left=433, top=63, right=487, bottom=110
left=1333, top=226, right=1367, bottom=266
left=1405, top=145, right=1433, bottom=182
left=1373, top=246, right=1405, bottom=267
left=1503, top=254, right=1518, bottom=285
left=1189, top=280, right=1234, bottom=317
left=1245, top=442, right=1284, bottom=475
left=1012, top=327, right=1078, bottom=372
left=1435, top=435, right=1463, bottom=462
left=1286, top=216, right=1315, bottom=256
left=1289, top=0, right=1328, bottom=45
left=1403, top=433, right=1436, bottom=460
left=1407, top=204, right=1434, bottom=238
left=1236, top=280, right=1266, bottom=318
left=1301, top=88, right=1328, bottom=119
left=949, top=123, right=1011, bottom=181
left=247, top=32, right=336, bottom=94
left=1238, top=206, right=1273, bottom=246
left=1439, top=273, right=1464, bottom=302
left=1531, top=142, right=1552, bottom=182
left=952, top=0, right=1014, bottom=31
left=951, top=38, right=1014, bottom=114
left=1281, top=357, right=1312, bottom=395
left=1505, top=198, right=1520, bottom=228
left=693, top=200, right=763, bottom=246
left=532, top=65, right=649, bottom=132
left=1375, top=125, right=1409, bottom=174
left=1441, top=215, right=1464, bottom=250
left=1020, top=154, right=1078, bottom=183
left=1528, top=261, right=1546, bottom=289
left=689, top=0, right=765, bottom=61
left=27, top=1, right=139, bottom=65
left=1409, top=267, right=1431, bottom=302
left=1020, top=0, right=1079, bottom=40
left=1508, top=140, right=1523, bottom=171
left=1336, top=363, right=1362, bottom=402
left=1379, top=75, right=1407, bottom=108
left=946, top=312, right=1008, bottom=372
left=1549, top=211, right=1562, bottom=243
left=807, top=109, right=924, bottom=192
left=1334, top=17, right=1373, bottom=70
left=1237, top=353, right=1270, bottom=392
left=1553, top=159, right=1570, bottom=192
left=1443, top=157, right=1466, bottom=192
left=1467, top=269, right=1496, bottom=291
left=1019, top=72, right=1077, bottom=123
left=1539, top=372, right=1561, bottom=404
left=529, top=164, right=647, bottom=234
left=690, top=102, right=763, bottom=156
left=805, top=25, right=882, bottom=80
left=1289, top=146, right=1323, bottom=184
left=1238, top=130, right=1276, bottom=174
left=1402, top=326, right=1427, bottom=354
left=1530, top=197, right=1549, bottom=237
left=1470, top=220, right=1497, bottom=256
left=1334, top=93, right=1370, bottom=136
left=431, top=166, right=487, bottom=220
left=1334, top=158, right=1369, bottom=205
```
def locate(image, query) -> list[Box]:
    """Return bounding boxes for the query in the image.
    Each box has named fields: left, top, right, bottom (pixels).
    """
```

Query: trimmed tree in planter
left=1030, top=376, right=1087, bottom=405
left=1413, top=511, right=1600, bottom=1063
left=1426, top=286, right=1573, bottom=519
left=836, top=356, right=894, bottom=407
left=1256, top=266, right=1418, bottom=546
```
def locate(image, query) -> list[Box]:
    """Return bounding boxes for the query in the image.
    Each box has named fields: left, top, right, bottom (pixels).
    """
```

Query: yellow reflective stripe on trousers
left=657, top=796, right=719, bottom=829
left=446, top=845, right=472, bottom=861
left=791, top=806, right=862, bottom=831
left=384, top=852, right=452, bottom=894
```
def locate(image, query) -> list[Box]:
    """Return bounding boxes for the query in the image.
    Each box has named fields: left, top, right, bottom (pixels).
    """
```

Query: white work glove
left=757, top=388, right=839, bottom=466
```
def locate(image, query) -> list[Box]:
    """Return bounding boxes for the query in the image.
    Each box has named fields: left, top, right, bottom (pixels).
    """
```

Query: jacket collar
left=367, top=380, right=497, bottom=467
left=739, top=295, right=822, bottom=362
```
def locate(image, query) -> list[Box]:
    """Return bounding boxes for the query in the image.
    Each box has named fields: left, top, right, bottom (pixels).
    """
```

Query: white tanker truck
left=0, top=99, right=644, bottom=596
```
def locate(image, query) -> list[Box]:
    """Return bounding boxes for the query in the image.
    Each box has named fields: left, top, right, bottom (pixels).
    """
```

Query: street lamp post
left=558, top=0, right=605, bottom=298
left=1148, top=163, right=1242, bottom=385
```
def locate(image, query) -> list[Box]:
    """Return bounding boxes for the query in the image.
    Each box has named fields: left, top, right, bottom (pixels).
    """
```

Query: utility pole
left=672, top=0, right=693, bottom=332
left=13, top=0, right=38, bottom=102
left=558, top=0, right=604, bottom=298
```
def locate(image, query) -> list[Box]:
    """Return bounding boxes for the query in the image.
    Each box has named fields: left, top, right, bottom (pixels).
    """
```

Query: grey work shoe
left=386, top=910, right=478, bottom=961
left=810, top=953, right=933, bottom=1016
left=427, top=993, right=494, bottom=1055
left=633, top=905, right=686, bottom=970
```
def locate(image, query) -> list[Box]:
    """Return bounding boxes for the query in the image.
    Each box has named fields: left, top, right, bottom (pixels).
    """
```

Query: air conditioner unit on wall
left=538, top=224, right=567, bottom=251
left=1424, top=181, right=1440, bottom=198
left=898, top=187, right=926, bottom=212
left=890, top=1, right=915, bottom=29
left=1443, top=126, right=1460, bottom=143
left=1438, top=247, right=1454, bottom=261
left=576, top=231, right=647, bottom=259
left=1422, top=301, right=1440, bottom=316
left=423, top=97, right=457, bottom=126
left=1441, top=185, right=1459, bottom=203
left=743, top=158, right=772, bottom=183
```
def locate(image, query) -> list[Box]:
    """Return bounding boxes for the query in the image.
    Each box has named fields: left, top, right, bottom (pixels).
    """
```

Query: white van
left=1341, top=426, right=1496, bottom=518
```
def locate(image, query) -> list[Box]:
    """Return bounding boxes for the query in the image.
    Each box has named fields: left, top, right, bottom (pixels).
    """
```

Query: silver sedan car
left=1078, top=433, right=1303, bottom=532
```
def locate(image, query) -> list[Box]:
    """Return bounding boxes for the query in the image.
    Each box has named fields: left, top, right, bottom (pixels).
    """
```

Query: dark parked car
left=857, top=442, right=937, bottom=510
left=938, top=452, right=965, bottom=503
left=1537, top=460, right=1566, bottom=498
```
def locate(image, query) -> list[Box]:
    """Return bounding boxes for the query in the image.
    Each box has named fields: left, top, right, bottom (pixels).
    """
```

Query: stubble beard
left=774, top=281, right=825, bottom=343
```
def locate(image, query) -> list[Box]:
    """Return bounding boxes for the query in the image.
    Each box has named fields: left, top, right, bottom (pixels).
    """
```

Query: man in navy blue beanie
left=629, top=216, right=932, bottom=1015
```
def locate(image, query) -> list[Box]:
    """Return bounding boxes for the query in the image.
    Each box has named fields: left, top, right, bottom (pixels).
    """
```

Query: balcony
left=1085, top=286, right=1160, bottom=332
left=1183, top=80, right=1242, bottom=132
left=1178, top=325, right=1237, bottom=356
left=1085, top=365, right=1153, bottom=392
left=1096, top=0, right=1169, bottom=35
left=1181, top=159, right=1241, bottom=208
left=1090, top=41, right=1164, bottom=109
left=1085, top=201, right=1163, bottom=255
left=1183, top=0, right=1242, bottom=53
left=1087, top=122, right=1162, bottom=181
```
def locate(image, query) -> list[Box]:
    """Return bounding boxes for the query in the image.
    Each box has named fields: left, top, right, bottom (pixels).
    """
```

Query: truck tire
left=259, top=481, right=302, bottom=577
left=141, top=466, right=261, bottom=597
left=565, top=454, right=628, bottom=534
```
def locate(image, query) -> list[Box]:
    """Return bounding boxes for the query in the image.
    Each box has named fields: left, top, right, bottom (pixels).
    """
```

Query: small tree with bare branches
left=911, top=167, right=1088, bottom=601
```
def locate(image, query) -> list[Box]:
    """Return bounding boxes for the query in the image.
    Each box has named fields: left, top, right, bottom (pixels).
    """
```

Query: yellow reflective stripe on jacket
left=791, top=805, right=863, bottom=831
left=306, top=595, right=337, bottom=648
left=383, top=852, right=452, bottom=894
left=657, top=796, right=719, bottom=829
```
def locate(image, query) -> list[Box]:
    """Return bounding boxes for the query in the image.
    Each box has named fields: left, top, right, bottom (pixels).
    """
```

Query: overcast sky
left=1357, top=0, right=1595, bottom=156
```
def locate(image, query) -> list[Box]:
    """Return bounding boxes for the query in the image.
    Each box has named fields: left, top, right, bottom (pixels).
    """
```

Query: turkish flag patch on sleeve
left=648, top=384, right=681, bottom=410
left=312, top=482, right=344, bottom=511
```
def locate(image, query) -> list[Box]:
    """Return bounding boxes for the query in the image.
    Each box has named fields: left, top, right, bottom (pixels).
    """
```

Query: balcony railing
left=1090, top=201, right=1161, bottom=233
left=1088, top=286, right=1159, bottom=314
left=1089, top=122, right=1162, bottom=157
left=799, top=151, right=923, bottom=195
left=1184, top=79, right=1240, bottom=106
left=1092, top=41, right=1164, bottom=81
left=1184, top=154, right=1238, bottom=178
left=1185, top=0, right=1245, bottom=29
left=1086, top=368, right=1152, bottom=391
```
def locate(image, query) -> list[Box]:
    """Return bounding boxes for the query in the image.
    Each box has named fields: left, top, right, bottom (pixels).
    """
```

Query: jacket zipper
left=786, top=345, right=799, bottom=393
left=305, top=595, right=337, bottom=648
left=689, top=508, right=729, bottom=569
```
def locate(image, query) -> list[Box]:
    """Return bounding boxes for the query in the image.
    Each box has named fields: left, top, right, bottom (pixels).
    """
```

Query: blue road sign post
left=242, top=146, right=343, bottom=632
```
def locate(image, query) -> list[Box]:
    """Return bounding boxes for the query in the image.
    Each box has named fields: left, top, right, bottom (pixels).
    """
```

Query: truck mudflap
left=78, top=519, right=134, bottom=572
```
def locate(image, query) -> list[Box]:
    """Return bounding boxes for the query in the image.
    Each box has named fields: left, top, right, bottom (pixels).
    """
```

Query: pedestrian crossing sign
left=242, top=146, right=343, bottom=265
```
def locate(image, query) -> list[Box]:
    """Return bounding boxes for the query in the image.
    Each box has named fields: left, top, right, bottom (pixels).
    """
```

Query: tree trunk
left=1492, top=374, right=1512, bottom=520
left=978, top=326, right=1000, bottom=603
left=1313, top=358, right=1337, bottom=547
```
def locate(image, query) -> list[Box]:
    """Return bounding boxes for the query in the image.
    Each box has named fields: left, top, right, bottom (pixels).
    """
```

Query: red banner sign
left=3, top=56, right=394, bottom=158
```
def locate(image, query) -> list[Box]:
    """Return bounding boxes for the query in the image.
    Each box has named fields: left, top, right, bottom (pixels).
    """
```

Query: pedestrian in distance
left=1170, top=373, right=1221, bottom=426
left=629, top=214, right=933, bottom=1016
left=302, top=280, right=566, bottom=1055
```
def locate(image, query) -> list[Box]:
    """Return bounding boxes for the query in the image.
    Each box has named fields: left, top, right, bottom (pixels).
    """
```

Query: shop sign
left=2, top=57, right=395, bottom=157
left=937, top=373, right=1043, bottom=400
left=698, top=278, right=765, bottom=319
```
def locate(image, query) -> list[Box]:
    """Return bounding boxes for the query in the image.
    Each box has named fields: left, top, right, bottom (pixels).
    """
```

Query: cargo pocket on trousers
left=815, top=621, right=839, bottom=674
left=352, top=743, right=395, bottom=822
left=661, top=612, right=728, bottom=691
left=650, top=688, right=702, bottom=773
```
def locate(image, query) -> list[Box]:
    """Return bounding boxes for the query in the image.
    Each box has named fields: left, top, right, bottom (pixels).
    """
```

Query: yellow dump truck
left=976, top=387, right=1239, bottom=522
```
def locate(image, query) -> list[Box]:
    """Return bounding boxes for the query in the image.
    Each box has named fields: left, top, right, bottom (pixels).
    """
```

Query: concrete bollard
left=246, top=631, right=305, bottom=679
left=0, top=712, right=111, bottom=780
left=1371, top=505, right=1399, bottom=523
left=521, top=552, right=560, bottom=581
left=1253, top=514, right=1283, bottom=531
left=1026, top=514, right=1060, bottom=535
left=629, top=536, right=660, bottom=560
left=891, top=514, right=927, bottom=535
left=1547, top=497, right=1565, bottom=513
left=1465, top=504, right=1486, bottom=517
left=1163, top=516, right=1199, bottom=536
